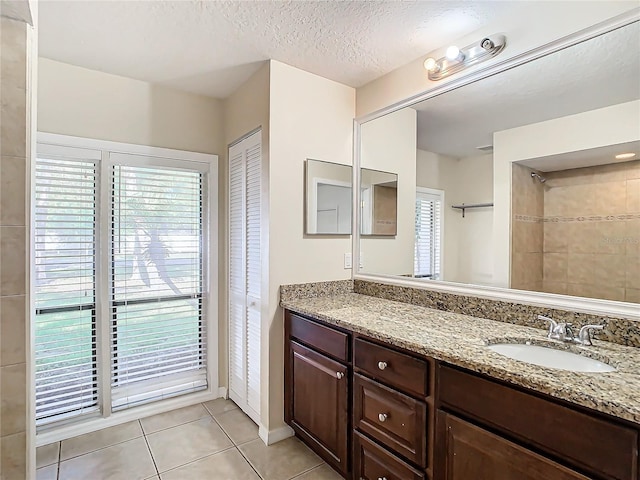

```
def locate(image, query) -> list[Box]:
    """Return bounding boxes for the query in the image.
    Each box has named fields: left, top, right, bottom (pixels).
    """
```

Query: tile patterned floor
left=36, top=399, right=342, bottom=480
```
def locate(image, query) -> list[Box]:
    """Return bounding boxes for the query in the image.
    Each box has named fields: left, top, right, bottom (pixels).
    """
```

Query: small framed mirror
left=360, top=168, right=398, bottom=236
left=305, top=159, right=352, bottom=235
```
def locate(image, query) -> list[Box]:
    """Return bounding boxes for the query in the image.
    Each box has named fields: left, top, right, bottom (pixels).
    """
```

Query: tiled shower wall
left=512, top=161, right=640, bottom=303
left=542, top=161, right=639, bottom=302
left=1, top=15, right=29, bottom=480
left=511, top=163, right=544, bottom=291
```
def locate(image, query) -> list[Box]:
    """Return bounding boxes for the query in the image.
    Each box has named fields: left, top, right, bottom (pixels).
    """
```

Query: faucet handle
left=578, top=324, right=604, bottom=346
left=538, top=315, right=558, bottom=335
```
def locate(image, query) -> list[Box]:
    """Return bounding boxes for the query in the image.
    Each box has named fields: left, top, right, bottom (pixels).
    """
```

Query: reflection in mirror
left=305, top=159, right=352, bottom=235
left=357, top=20, right=640, bottom=304
left=361, top=168, right=398, bottom=236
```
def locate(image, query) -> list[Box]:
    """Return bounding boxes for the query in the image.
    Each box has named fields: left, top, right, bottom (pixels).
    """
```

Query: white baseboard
left=258, top=424, right=294, bottom=446
left=217, top=386, right=228, bottom=399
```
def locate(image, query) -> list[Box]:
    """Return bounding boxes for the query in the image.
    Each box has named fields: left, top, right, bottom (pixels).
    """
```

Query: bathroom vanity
left=282, top=290, right=640, bottom=480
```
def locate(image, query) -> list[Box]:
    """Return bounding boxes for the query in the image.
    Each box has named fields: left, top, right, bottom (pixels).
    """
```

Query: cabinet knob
left=336, top=372, right=344, bottom=379
left=378, top=413, right=388, bottom=422
left=377, top=361, right=388, bottom=370
left=377, top=477, right=388, bottom=480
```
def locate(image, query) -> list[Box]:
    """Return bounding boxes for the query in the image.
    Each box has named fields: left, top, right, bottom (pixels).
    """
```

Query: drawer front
left=354, top=431, right=425, bottom=480
left=354, top=338, right=428, bottom=397
left=439, top=365, right=638, bottom=480
left=288, top=312, right=349, bottom=362
left=354, top=374, right=428, bottom=467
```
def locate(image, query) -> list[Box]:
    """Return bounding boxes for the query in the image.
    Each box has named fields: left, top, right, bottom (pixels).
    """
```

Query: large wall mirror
left=356, top=19, right=640, bottom=311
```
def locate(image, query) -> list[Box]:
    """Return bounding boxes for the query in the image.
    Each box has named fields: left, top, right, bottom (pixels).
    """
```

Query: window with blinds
left=110, top=165, right=206, bottom=410
left=415, top=189, right=443, bottom=280
left=34, top=155, right=99, bottom=425
left=34, top=137, right=213, bottom=429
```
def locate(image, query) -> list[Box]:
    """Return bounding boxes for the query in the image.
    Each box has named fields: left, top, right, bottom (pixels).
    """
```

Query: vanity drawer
left=288, top=313, right=349, bottom=362
left=354, top=338, right=429, bottom=397
left=354, top=431, right=425, bottom=480
left=354, top=373, right=428, bottom=467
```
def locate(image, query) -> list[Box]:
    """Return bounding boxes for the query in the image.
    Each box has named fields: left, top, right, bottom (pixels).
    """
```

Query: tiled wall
left=542, top=161, right=639, bottom=302
left=511, top=164, right=544, bottom=291
left=1, top=16, right=29, bottom=479
left=511, top=161, right=640, bottom=303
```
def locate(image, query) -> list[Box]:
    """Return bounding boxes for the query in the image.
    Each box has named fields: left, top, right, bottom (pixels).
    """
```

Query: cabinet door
left=290, top=341, right=349, bottom=476
left=436, top=411, right=590, bottom=480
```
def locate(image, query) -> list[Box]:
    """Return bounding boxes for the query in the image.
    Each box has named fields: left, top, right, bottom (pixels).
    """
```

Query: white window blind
left=415, top=189, right=443, bottom=279
left=110, top=164, right=206, bottom=409
left=34, top=155, right=99, bottom=425
left=228, top=130, right=262, bottom=422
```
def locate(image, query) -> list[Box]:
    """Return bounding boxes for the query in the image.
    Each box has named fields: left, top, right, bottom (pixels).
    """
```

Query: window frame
left=34, top=133, right=219, bottom=445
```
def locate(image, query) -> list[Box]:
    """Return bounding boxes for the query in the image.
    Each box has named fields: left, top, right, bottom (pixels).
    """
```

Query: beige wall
left=542, top=161, right=640, bottom=302
left=38, top=58, right=224, bottom=155
left=511, top=164, right=544, bottom=292
left=221, top=62, right=271, bottom=422
left=417, top=150, right=494, bottom=285
left=360, top=108, right=416, bottom=276
left=356, top=2, right=638, bottom=117
left=1, top=15, right=30, bottom=480
left=268, top=60, right=355, bottom=430
left=494, top=100, right=640, bottom=288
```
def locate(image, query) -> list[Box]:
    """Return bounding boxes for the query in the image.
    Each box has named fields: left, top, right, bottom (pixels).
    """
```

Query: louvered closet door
left=228, top=130, right=262, bottom=423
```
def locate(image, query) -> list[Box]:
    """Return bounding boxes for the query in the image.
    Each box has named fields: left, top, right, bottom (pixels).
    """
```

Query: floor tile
left=59, top=437, right=156, bottom=480
left=239, top=437, right=323, bottom=480
left=291, top=464, right=343, bottom=479
left=140, top=404, right=210, bottom=434
left=215, top=408, right=259, bottom=445
left=36, top=442, right=60, bottom=468
left=36, top=464, right=58, bottom=480
left=203, top=398, right=239, bottom=418
left=146, top=416, right=234, bottom=473
left=60, top=420, right=143, bottom=460
left=160, top=448, right=260, bottom=480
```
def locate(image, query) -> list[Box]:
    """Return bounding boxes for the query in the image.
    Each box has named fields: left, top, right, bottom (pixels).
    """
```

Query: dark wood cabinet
left=285, top=312, right=351, bottom=477
left=284, top=309, right=639, bottom=480
left=354, top=431, right=425, bottom=480
left=435, top=411, right=590, bottom=480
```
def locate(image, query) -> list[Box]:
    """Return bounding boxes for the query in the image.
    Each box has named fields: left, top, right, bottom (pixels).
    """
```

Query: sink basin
left=488, top=343, right=616, bottom=373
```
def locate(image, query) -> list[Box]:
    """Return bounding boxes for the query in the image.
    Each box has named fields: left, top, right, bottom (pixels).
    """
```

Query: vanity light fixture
left=423, top=34, right=507, bottom=81
left=615, top=152, right=636, bottom=159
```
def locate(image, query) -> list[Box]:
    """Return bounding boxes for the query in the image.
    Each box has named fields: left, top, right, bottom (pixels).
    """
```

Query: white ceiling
left=38, top=0, right=528, bottom=99
left=517, top=141, right=640, bottom=172
left=414, top=21, right=640, bottom=158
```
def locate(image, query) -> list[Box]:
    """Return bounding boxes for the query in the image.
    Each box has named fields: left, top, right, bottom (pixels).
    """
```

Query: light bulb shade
left=445, top=45, right=461, bottom=61
left=423, top=57, right=437, bottom=72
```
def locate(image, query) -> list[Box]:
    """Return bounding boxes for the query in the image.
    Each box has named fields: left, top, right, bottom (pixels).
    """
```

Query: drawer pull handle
left=378, top=413, right=388, bottom=422
left=377, top=361, right=388, bottom=370
left=336, top=372, right=344, bottom=379
left=377, top=477, right=388, bottom=480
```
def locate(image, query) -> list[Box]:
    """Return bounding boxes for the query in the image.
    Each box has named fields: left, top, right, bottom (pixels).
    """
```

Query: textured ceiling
left=414, top=21, right=640, bottom=158
left=38, top=0, right=525, bottom=98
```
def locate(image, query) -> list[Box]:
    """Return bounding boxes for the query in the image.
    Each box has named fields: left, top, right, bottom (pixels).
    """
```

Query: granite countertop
left=281, top=293, right=640, bottom=425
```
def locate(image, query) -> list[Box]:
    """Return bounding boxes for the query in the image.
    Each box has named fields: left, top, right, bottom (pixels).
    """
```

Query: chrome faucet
left=537, top=315, right=603, bottom=345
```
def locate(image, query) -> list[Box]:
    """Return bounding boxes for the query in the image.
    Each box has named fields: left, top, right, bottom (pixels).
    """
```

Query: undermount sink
left=488, top=343, right=616, bottom=373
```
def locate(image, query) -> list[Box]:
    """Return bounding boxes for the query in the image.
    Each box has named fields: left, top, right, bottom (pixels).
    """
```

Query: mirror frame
left=352, top=10, right=640, bottom=320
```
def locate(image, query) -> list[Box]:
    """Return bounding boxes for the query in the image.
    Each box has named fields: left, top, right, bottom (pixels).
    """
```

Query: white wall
left=417, top=150, right=494, bottom=285
left=356, top=2, right=638, bottom=116
left=38, top=58, right=224, bottom=154
left=360, top=108, right=417, bottom=276
left=493, top=99, right=640, bottom=287
left=268, top=60, right=355, bottom=431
